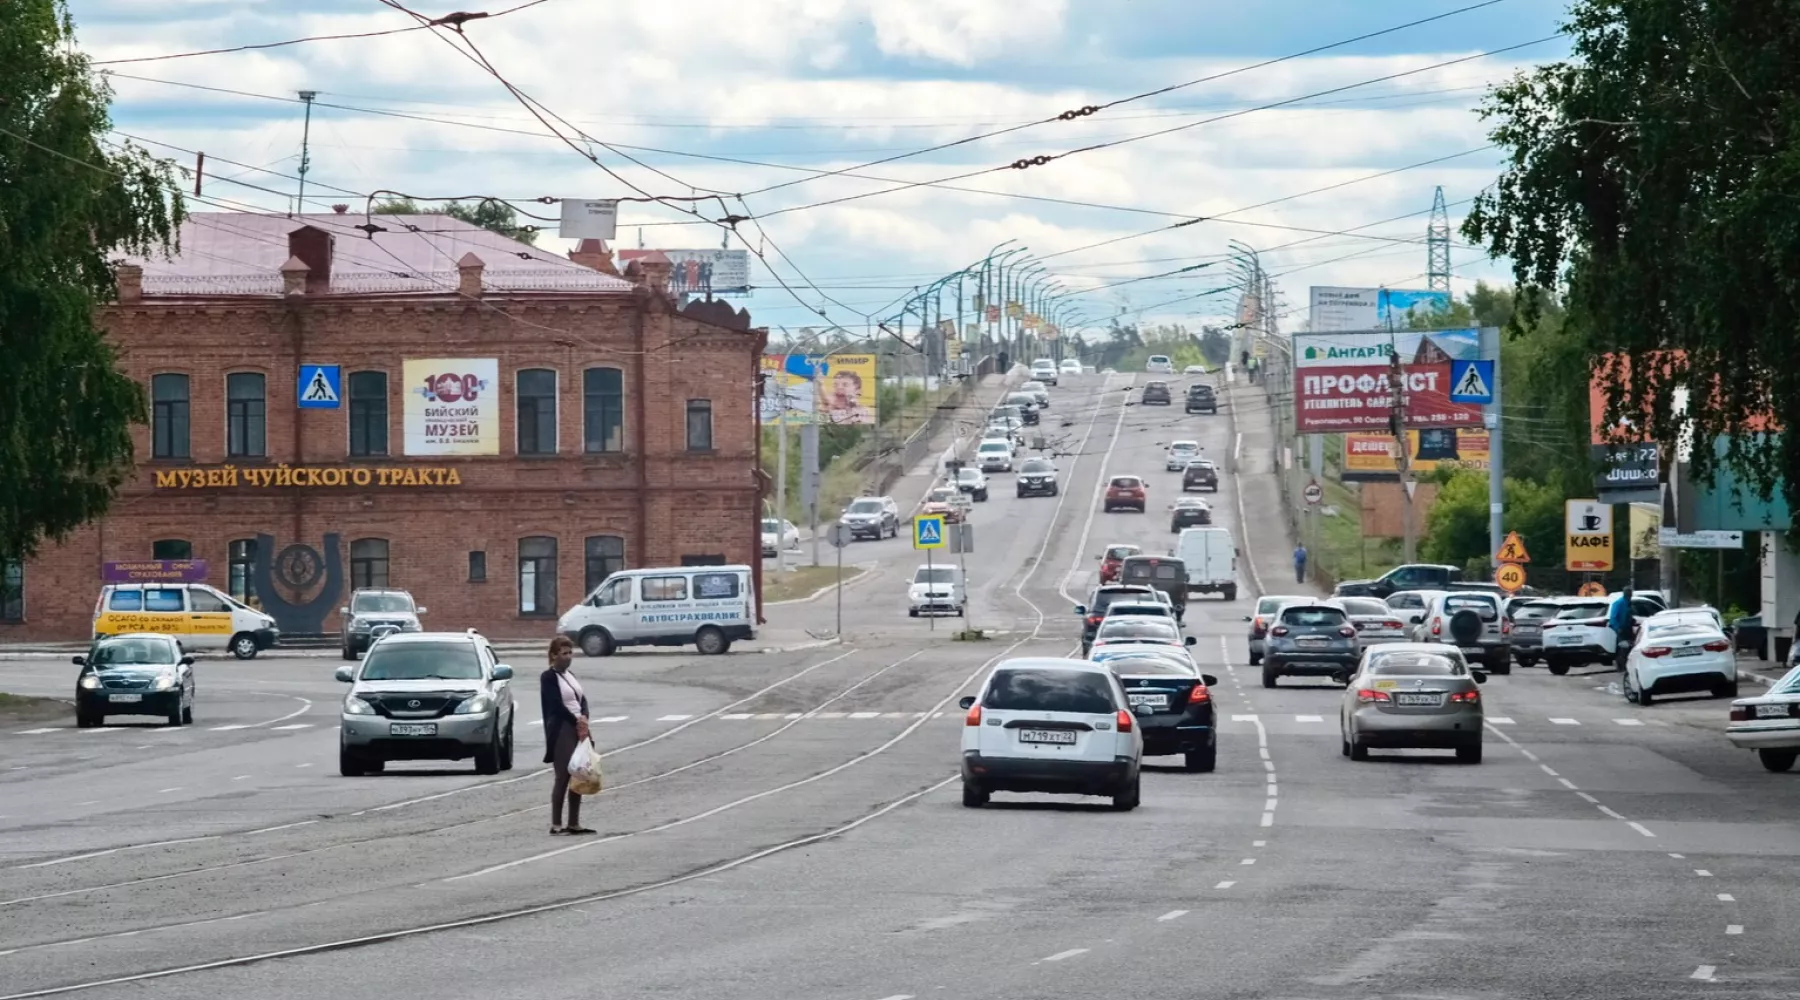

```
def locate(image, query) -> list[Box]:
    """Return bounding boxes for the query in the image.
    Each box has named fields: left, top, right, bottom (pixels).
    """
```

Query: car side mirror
left=491, top=664, right=514, bottom=681
left=1202, top=673, right=1218, bottom=687
left=334, top=666, right=355, bottom=683
left=1074, top=605, right=1087, bottom=616
left=1472, top=671, right=1488, bottom=685
left=180, top=656, right=195, bottom=667
left=1410, top=615, right=1424, bottom=625
left=1185, top=636, right=1197, bottom=646
left=417, top=607, right=428, bottom=615
left=339, top=606, right=350, bottom=616
left=71, top=655, right=86, bottom=666
left=958, top=696, right=976, bottom=710
left=1242, top=615, right=1252, bottom=622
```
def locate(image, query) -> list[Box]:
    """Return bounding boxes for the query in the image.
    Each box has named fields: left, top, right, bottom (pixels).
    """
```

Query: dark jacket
left=540, top=668, right=588, bottom=764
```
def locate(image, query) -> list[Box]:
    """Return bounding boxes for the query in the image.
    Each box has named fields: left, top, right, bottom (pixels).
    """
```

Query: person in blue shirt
left=1608, top=585, right=1636, bottom=670
left=1293, top=544, right=1308, bottom=585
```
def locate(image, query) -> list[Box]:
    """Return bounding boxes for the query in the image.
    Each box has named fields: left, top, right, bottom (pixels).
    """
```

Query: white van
left=558, top=565, right=757, bottom=657
left=92, top=583, right=280, bottom=660
left=1175, top=527, right=1239, bottom=601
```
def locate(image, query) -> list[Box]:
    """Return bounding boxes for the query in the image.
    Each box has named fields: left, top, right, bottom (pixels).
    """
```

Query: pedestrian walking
left=1293, top=543, right=1308, bottom=585
left=1609, top=585, right=1636, bottom=671
left=541, top=636, right=595, bottom=835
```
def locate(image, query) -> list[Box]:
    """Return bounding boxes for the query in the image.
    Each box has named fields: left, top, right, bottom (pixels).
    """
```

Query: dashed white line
left=232, top=775, right=250, bottom=781
left=1613, top=718, right=1645, bottom=726
left=1549, top=718, right=1580, bottom=726
left=1717, top=893, right=1736, bottom=902
left=1231, top=714, right=1259, bottom=722
left=208, top=725, right=250, bottom=732
left=873, top=995, right=915, bottom=1000
left=1261, top=760, right=1274, bottom=772
left=1627, top=822, right=1656, bottom=838
left=1042, top=948, right=1088, bottom=963
left=14, top=835, right=219, bottom=869
left=294, top=762, right=313, bottom=769
left=1691, top=965, right=1716, bottom=981
left=1263, top=798, right=1277, bottom=811
left=1576, top=792, right=1599, bottom=804
left=848, top=712, right=881, bottom=720
left=1295, top=714, right=1323, bottom=723
left=1157, top=910, right=1188, bottom=922
left=655, top=714, right=694, bottom=722
left=1487, top=716, right=1515, bottom=725
left=1240, top=858, right=1257, bottom=866
left=246, top=820, right=318, bottom=835
left=272, top=723, right=314, bottom=731
left=1695, top=869, right=1713, bottom=877
left=1260, top=812, right=1273, bottom=827
left=1557, top=778, right=1579, bottom=790
left=1726, top=925, right=1743, bottom=936
left=15, top=728, right=61, bottom=735
left=1596, top=805, right=1626, bottom=820
left=1215, top=880, right=1236, bottom=889
left=1669, top=853, right=1685, bottom=859
left=1253, top=840, right=1266, bottom=847
left=719, top=714, right=753, bottom=721
left=596, top=715, right=628, bottom=723
left=1540, top=765, right=1560, bottom=777
left=815, top=712, right=847, bottom=720
left=158, top=787, right=182, bottom=794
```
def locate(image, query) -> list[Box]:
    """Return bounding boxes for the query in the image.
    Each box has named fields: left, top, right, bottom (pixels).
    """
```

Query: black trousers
left=549, top=725, right=582, bottom=827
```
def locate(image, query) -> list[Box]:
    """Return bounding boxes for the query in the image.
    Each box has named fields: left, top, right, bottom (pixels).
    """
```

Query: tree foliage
left=1463, top=0, right=1800, bottom=529
left=373, top=196, right=538, bottom=245
left=0, top=0, right=186, bottom=564
left=1422, top=468, right=1570, bottom=579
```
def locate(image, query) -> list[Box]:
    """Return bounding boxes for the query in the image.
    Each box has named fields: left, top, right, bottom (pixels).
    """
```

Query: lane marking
left=655, top=714, right=694, bottom=722
left=1253, top=840, right=1266, bottom=847
left=1540, top=765, right=1560, bottom=777
left=1628, top=822, right=1656, bottom=838
left=1260, top=812, right=1273, bottom=827
left=1215, top=880, right=1236, bottom=889
left=15, top=728, right=61, bottom=735
left=720, top=714, right=753, bottom=721
left=1669, top=853, right=1685, bottom=859
left=1240, top=858, right=1257, bottom=866
left=232, top=775, right=250, bottom=781
left=1691, top=966, right=1716, bottom=981
left=1718, top=893, right=1735, bottom=902
left=1487, top=717, right=1515, bottom=725
left=1231, top=714, right=1259, bottom=722
left=1576, top=792, right=1599, bottom=803
left=596, top=715, right=629, bottom=723
left=272, top=724, right=313, bottom=731
left=1042, top=949, right=1088, bottom=963
left=1694, top=869, right=1713, bottom=877
left=158, top=787, right=182, bottom=794
left=1613, top=718, right=1645, bottom=726
left=1263, top=798, right=1277, bottom=811
left=14, top=836, right=220, bottom=870
left=1596, top=805, right=1626, bottom=820
left=246, top=820, right=317, bottom=835
left=848, top=712, right=881, bottom=720
left=1557, top=778, right=1579, bottom=790
left=1549, top=718, right=1580, bottom=726
left=295, top=763, right=313, bottom=769
left=208, top=725, right=250, bottom=732
left=1157, top=910, right=1188, bottom=922
left=1295, top=715, right=1323, bottom=723
left=1726, top=925, right=1743, bottom=936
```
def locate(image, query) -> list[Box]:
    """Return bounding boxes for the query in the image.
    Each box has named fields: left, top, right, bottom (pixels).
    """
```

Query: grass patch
left=764, top=565, right=865, bottom=603
left=0, top=692, right=71, bottom=722
left=1304, top=476, right=1402, bottom=591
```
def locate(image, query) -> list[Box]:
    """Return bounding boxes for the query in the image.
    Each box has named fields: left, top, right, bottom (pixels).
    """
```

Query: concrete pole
left=1484, top=325, right=1504, bottom=572
left=775, top=412, right=789, bottom=573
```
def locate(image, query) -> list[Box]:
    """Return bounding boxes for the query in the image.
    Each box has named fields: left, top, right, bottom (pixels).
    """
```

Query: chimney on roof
left=456, top=252, right=485, bottom=298
left=287, top=225, right=333, bottom=294
left=332, top=204, right=349, bottom=214
left=280, top=256, right=309, bottom=297
left=568, top=238, right=619, bottom=276
left=115, top=264, right=144, bottom=303
left=623, top=249, right=672, bottom=300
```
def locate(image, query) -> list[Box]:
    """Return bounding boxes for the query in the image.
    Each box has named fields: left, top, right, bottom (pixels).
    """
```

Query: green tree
left=1422, top=469, right=1570, bottom=580
left=0, top=0, right=186, bottom=568
left=373, top=196, right=538, bottom=245
left=1464, top=0, right=1800, bottom=530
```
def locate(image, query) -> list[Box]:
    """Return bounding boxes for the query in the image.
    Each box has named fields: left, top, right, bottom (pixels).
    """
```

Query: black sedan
left=1141, top=381, right=1172, bottom=405
left=1093, top=649, right=1219, bottom=771
left=1169, top=497, right=1213, bottom=531
left=75, top=633, right=197, bottom=727
left=1182, top=460, right=1219, bottom=492
left=1185, top=383, right=1218, bottom=413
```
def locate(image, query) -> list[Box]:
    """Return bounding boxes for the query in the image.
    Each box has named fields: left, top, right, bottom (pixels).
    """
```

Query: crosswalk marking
left=1549, top=718, right=1581, bottom=726
left=1295, top=715, right=1323, bottom=723
left=1612, top=718, right=1645, bottom=726
left=656, top=714, right=694, bottom=722
left=1487, top=717, right=1515, bottom=725
left=596, top=715, right=628, bottom=723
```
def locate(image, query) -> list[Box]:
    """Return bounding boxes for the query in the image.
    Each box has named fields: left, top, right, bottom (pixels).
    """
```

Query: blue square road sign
left=298, top=365, right=342, bottom=409
left=912, top=515, right=946, bottom=550
left=1448, top=359, right=1495, bottom=405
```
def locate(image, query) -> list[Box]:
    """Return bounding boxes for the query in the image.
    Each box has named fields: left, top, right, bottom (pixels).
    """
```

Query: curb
left=765, top=563, right=880, bottom=606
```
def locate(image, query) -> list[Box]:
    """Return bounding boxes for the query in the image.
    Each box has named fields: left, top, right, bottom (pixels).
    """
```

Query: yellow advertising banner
left=1341, top=428, right=1490, bottom=481
left=759, top=354, right=877, bottom=425
left=154, top=466, right=465, bottom=489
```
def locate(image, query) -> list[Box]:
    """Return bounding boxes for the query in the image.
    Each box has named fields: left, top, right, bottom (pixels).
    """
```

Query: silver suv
left=340, top=588, right=425, bottom=659
left=335, top=631, right=516, bottom=776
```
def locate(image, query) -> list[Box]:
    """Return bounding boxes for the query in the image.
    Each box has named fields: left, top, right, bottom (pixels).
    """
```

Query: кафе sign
left=153, top=465, right=465, bottom=489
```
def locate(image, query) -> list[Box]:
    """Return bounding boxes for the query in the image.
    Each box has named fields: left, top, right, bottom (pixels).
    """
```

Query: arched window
left=350, top=538, right=390, bottom=589
left=518, top=536, right=557, bottom=615
left=348, top=371, right=389, bottom=457
left=517, top=368, right=558, bottom=455
left=151, top=374, right=190, bottom=459
left=583, top=367, right=624, bottom=453
left=584, top=535, right=625, bottom=593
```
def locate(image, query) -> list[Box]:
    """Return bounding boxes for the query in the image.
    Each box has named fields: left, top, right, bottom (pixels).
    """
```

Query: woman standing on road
left=541, top=636, right=595, bottom=835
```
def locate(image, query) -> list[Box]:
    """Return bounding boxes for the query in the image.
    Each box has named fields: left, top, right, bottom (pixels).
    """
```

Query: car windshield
left=1107, top=604, right=1166, bottom=617
left=352, top=592, right=415, bottom=613
left=915, top=568, right=956, bottom=584
left=1021, top=459, right=1055, bottom=473
left=848, top=499, right=884, bottom=514
left=1110, top=477, right=1142, bottom=488
left=89, top=638, right=177, bottom=667
left=359, top=642, right=482, bottom=680
left=1170, top=443, right=1198, bottom=453
left=1150, top=356, right=1170, bottom=363
left=1282, top=607, right=1346, bottom=627
left=1103, top=655, right=1196, bottom=677
left=1097, top=620, right=1180, bottom=640
left=1105, top=546, right=1140, bottom=560
left=1444, top=596, right=1498, bottom=618
left=1514, top=602, right=1560, bottom=621
left=979, top=443, right=1008, bottom=453
left=1341, top=598, right=1391, bottom=617
left=1366, top=655, right=1463, bottom=676
left=761, top=519, right=783, bottom=532
left=1257, top=596, right=1302, bottom=615
left=1092, top=588, right=1153, bottom=613
left=1146, top=381, right=1168, bottom=389
left=1556, top=602, right=1610, bottom=620
left=983, top=668, right=1116, bottom=713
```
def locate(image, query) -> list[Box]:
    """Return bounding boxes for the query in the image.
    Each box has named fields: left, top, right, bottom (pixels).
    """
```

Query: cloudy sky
left=68, top=0, right=1574, bottom=336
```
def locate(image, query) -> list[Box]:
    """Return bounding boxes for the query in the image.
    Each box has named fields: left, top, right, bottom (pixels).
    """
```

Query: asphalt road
left=2, top=371, right=1798, bottom=998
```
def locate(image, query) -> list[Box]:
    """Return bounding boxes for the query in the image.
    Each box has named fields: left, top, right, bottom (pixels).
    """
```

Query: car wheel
left=341, top=643, right=356, bottom=661
left=1111, top=776, right=1141, bottom=811
left=474, top=727, right=502, bottom=775
left=499, top=718, right=515, bottom=771
left=909, top=608, right=919, bottom=618
left=695, top=626, right=729, bottom=655
left=1248, top=650, right=1262, bottom=666
left=1757, top=748, right=1798, bottom=773
left=961, top=781, right=989, bottom=808
left=166, top=701, right=184, bottom=727
left=1261, top=664, right=1278, bottom=689
left=230, top=633, right=259, bottom=660
left=1183, top=744, right=1216, bottom=773
left=1488, top=656, right=1512, bottom=676
left=1223, top=585, right=1237, bottom=601
left=76, top=710, right=100, bottom=729
left=1547, top=660, right=1570, bottom=676
left=1349, top=734, right=1370, bottom=761
left=1456, top=742, right=1483, bottom=764
left=580, top=628, right=615, bottom=658
left=339, top=745, right=367, bottom=777
left=1715, top=680, right=1740, bottom=699
left=1341, top=730, right=1351, bottom=757
left=1017, top=489, right=1026, bottom=498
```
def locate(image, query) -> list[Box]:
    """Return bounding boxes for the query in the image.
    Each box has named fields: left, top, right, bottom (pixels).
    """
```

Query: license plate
left=389, top=723, right=437, bottom=737
left=1019, top=729, right=1077, bottom=744
left=1128, top=693, right=1169, bottom=711
left=1297, top=637, right=1328, bottom=646
left=1674, top=647, right=1703, bottom=657
left=1393, top=693, right=1442, bottom=707
left=1553, top=634, right=1581, bottom=644
left=108, top=693, right=142, bottom=703
left=1461, top=647, right=1484, bottom=656
left=1756, top=704, right=1790, bottom=718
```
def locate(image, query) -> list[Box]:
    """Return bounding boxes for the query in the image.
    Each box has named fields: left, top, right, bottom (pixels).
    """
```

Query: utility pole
left=774, top=402, right=790, bottom=573
left=296, top=90, right=318, bottom=215
left=1484, top=325, right=1504, bottom=571
left=1390, top=348, right=1416, bottom=563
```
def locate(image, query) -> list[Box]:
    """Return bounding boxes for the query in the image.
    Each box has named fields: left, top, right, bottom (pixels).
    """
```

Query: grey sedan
left=1341, top=644, right=1487, bottom=763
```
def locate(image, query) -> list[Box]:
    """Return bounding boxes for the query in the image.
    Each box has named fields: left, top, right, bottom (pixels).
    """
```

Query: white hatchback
left=1624, top=618, right=1737, bottom=706
left=959, top=657, right=1143, bottom=810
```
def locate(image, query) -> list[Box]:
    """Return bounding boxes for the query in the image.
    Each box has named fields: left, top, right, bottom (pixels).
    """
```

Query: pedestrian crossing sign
left=297, top=365, right=342, bottom=409
left=912, top=515, right=946, bottom=550
left=1448, top=359, right=1495, bottom=404
left=1495, top=531, right=1530, bottom=563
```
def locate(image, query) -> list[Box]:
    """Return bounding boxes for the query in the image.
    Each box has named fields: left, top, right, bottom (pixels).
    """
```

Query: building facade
left=0, top=213, right=767, bottom=641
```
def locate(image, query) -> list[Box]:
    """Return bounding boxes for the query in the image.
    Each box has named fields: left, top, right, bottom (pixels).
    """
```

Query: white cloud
left=866, top=0, right=1070, bottom=67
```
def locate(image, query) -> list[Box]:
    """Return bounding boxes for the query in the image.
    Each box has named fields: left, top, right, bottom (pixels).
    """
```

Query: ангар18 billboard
left=1292, top=328, right=1489, bottom=435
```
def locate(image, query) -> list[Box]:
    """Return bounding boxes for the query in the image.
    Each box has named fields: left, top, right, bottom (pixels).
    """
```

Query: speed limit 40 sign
left=1494, top=562, right=1527, bottom=593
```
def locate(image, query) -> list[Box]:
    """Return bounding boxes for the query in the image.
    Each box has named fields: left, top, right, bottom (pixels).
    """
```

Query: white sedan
left=761, top=518, right=800, bottom=556
left=1727, top=663, right=1800, bottom=771
left=1623, top=618, right=1737, bottom=706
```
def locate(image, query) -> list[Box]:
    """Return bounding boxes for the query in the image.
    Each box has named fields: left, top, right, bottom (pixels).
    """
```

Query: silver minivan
left=558, top=565, right=758, bottom=656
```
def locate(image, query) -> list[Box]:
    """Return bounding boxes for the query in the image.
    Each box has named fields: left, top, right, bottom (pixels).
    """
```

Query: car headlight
left=343, top=696, right=377, bottom=715
left=79, top=674, right=99, bottom=690
left=348, top=617, right=367, bottom=631
left=153, top=673, right=177, bottom=690
left=454, top=694, right=494, bottom=715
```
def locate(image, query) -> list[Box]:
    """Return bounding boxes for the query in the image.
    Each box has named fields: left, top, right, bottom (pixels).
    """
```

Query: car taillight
left=1252, top=615, right=1264, bottom=631
left=1451, top=690, right=1480, bottom=704
left=1641, top=646, right=1672, bottom=658
left=1088, top=615, right=1104, bottom=627
left=1116, top=709, right=1134, bottom=733
left=1502, top=619, right=1512, bottom=635
left=1338, top=625, right=1356, bottom=638
left=1704, top=639, right=1731, bottom=652
left=1542, top=622, right=1560, bottom=630
left=1431, top=618, right=1442, bottom=636
left=1385, top=620, right=1404, bottom=630
left=965, top=705, right=982, bottom=726
left=1729, top=705, right=1754, bottom=722
left=1357, top=689, right=1390, bottom=703
left=1270, top=625, right=1289, bottom=637
left=1188, top=685, right=1211, bottom=705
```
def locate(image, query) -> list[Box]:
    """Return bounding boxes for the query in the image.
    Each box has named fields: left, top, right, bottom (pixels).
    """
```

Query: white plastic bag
left=567, top=738, right=603, bottom=796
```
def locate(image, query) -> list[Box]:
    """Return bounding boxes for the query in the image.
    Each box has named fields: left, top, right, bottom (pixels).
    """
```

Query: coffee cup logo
left=1579, top=512, right=1603, bottom=531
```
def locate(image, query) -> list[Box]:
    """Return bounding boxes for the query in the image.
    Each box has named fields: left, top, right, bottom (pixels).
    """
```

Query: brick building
left=0, top=212, right=767, bottom=642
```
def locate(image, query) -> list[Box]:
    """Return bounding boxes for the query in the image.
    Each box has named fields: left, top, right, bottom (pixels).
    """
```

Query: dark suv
left=1141, top=381, right=1172, bottom=405
left=340, top=589, right=424, bottom=659
left=1262, top=602, right=1360, bottom=687
left=1186, top=383, right=1217, bottom=414
left=1075, top=585, right=1159, bottom=652
left=1182, top=460, right=1219, bottom=492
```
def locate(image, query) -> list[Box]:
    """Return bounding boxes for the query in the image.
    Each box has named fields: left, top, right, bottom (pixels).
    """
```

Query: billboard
left=1565, top=499, right=1615, bottom=572
left=1341, top=428, right=1490, bottom=481
left=1292, top=328, right=1488, bottom=435
left=102, top=560, right=208, bottom=583
left=403, top=358, right=500, bottom=455
left=758, top=354, right=877, bottom=425
left=1308, top=287, right=1452, bottom=332
left=620, top=249, right=751, bottom=296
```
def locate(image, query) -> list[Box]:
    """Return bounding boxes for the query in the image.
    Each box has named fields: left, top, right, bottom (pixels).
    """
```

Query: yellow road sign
left=912, top=515, right=947, bottom=550
left=1494, top=562, right=1527, bottom=593
left=1496, top=531, right=1530, bottom=564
